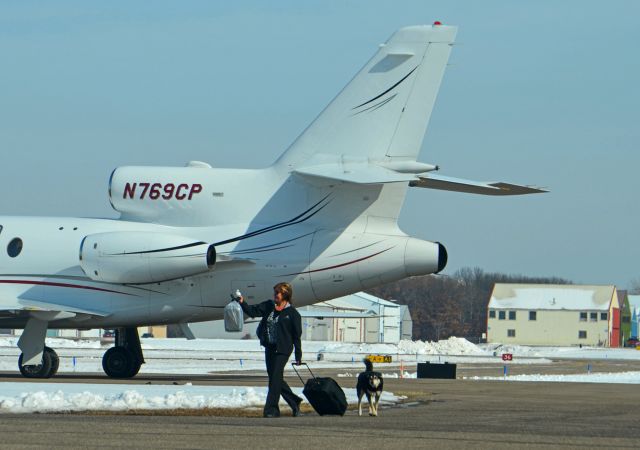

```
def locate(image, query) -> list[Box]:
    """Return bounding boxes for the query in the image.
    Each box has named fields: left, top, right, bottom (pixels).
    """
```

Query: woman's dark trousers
left=264, top=347, right=302, bottom=416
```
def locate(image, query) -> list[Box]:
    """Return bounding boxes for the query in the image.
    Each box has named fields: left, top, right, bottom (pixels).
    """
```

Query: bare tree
left=629, top=278, right=640, bottom=294
left=368, top=267, right=571, bottom=342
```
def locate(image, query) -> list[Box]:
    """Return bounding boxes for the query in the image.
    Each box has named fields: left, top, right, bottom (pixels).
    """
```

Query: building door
left=611, top=308, right=620, bottom=348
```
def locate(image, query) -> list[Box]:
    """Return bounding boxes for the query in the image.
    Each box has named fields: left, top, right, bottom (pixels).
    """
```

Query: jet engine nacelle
left=79, top=232, right=216, bottom=284
left=404, top=237, right=448, bottom=276
left=108, top=165, right=214, bottom=226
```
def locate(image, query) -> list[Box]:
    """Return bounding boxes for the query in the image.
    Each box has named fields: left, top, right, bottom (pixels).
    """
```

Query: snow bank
left=397, top=337, right=488, bottom=356
left=314, top=337, right=488, bottom=356
left=0, top=383, right=402, bottom=414
left=481, top=343, right=640, bottom=360
left=466, top=371, right=640, bottom=384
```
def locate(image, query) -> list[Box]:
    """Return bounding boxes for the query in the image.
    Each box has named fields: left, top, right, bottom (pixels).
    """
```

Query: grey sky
left=1, top=1, right=638, bottom=287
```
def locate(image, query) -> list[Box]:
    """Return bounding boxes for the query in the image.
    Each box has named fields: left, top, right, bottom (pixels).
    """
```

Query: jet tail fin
left=277, top=24, right=457, bottom=169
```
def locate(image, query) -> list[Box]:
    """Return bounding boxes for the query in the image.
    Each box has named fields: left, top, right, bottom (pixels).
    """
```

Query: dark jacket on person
left=241, top=300, right=302, bottom=362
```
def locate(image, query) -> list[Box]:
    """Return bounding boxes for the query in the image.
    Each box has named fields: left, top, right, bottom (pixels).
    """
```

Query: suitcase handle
left=291, top=362, right=316, bottom=384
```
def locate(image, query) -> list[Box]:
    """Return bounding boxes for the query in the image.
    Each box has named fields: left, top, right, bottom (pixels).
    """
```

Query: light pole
left=379, top=301, right=384, bottom=343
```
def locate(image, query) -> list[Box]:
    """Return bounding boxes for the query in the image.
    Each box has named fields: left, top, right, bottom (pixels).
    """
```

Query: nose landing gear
left=18, top=346, right=59, bottom=378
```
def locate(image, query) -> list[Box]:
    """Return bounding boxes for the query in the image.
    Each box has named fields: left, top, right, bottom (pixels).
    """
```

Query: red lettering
left=122, top=182, right=202, bottom=200
left=162, top=183, right=175, bottom=200
left=123, top=182, right=136, bottom=199
left=175, top=183, right=189, bottom=200
left=188, top=183, right=203, bottom=200
left=139, top=182, right=150, bottom=199
left=149, top=183, right=162, bottom=199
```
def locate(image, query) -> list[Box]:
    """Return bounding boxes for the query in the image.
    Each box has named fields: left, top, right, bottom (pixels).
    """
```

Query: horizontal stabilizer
left=294, top=164, right=416, bottom=185
left=410, top=174, right=547, bottom=196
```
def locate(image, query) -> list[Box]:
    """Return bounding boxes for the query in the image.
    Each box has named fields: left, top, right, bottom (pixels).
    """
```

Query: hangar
left=189, top=292, right=411, bottom=343
left=487, top=284, right=621, bottom=347
left=298, top=292, right=411, bottom=343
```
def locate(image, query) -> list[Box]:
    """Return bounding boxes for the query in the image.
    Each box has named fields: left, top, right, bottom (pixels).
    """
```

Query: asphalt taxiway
left=0, top=362, right=638, bottom=449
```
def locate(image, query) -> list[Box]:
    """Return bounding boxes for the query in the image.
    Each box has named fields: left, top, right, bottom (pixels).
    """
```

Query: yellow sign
left=366, top=354, right=392, bottom=363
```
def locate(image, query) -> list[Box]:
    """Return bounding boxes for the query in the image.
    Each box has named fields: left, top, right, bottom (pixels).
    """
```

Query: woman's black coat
left=240, top=300, right=302, bottom=362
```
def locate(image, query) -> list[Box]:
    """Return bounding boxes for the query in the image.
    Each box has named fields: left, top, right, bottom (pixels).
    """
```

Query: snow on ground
left=480, top=343, right=640, bottom=360
left=0, top=382, right=402, bottom=414
left=465, top=371, right=640, bottom=384
left=0, top=336, right=519, bottom=375
left=1, top=336, right=639, bottom=375
left=1, top=336, right=639, bottom=414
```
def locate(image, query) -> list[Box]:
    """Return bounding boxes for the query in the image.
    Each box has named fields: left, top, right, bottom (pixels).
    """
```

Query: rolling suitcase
left=292, top=363, right=348, bottom=416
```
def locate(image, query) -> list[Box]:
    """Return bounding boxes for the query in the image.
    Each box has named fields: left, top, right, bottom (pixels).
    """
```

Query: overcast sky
left=1, top=1, right=638, bottom=288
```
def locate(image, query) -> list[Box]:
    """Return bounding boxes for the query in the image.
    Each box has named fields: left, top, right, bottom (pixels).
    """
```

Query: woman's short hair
left=273, top=282, right=293, bottom=303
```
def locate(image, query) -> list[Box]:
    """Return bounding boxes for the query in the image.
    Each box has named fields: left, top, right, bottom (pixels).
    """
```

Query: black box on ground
left=417, top=362, right=457, bottom=379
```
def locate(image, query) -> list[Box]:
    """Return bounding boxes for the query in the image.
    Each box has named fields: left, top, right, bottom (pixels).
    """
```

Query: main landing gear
left=102, top=327, right=145, bottom=378
left=18, top=346, right=59, bottom=378
left=16, top=326, right=144, bottom=379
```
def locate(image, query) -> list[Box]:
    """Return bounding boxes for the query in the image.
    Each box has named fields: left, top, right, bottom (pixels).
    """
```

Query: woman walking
left=238, top=282, right=303, bottom=417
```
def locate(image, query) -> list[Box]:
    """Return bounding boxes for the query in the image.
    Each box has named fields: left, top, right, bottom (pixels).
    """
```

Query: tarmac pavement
left=0, top=364, right=638, bottom=449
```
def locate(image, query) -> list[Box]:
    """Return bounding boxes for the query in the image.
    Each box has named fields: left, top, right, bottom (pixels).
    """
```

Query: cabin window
left=579, top=312, right=587, bottom=321
left=507, top=329, right=516, bottom=337
left=600, top=312, right=608, bottom=321
left=7, top=238, right=23, bottom=258
left=489, top=310, right=496, bottom=318
left=590, top=312, right=597, bottom=322
left=498, top=311, right=506, bottom=320
left=508, top=311, right=516, bottom=320
left=578, top=330, right=587, bottom=339
left=0, top=225, right=3, bottom=234
left=529, top=311, right=537, bottom=321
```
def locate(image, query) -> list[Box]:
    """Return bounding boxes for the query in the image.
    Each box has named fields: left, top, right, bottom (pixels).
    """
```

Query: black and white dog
left=356, top=359, right=384, bottom=416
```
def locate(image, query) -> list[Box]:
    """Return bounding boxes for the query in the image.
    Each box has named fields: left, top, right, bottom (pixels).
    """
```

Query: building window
left=529, top=311, right=537, bottom=321
left=590, top=312, right=597, bottom=322
left=600, top=312, right=608, bottom=321
left=7, top=238, right=23, bottom=258
left=498, top=311, right=506, bottom=320
left=507, top=329, right=516, bottom=337
left=578, top=330, right=587, bottom=339
left=508, top=311, right=516, bottom=320
left=579, top=312, right=587, bottom=322
left=489, top=310, right=496, bottom=318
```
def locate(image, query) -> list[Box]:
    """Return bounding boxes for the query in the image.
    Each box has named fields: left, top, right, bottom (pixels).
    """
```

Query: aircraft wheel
left=46, top=347, right=60, bottom=377
left=128, top=360, right=142, bottom=378
left=102, top=347, right=135, bottom=378
left=18, top=348, right=56, bottom=378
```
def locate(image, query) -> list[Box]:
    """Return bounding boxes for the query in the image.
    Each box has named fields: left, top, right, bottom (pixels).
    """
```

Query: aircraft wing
left=242, top=310, right=381, bottom=324
left=298, top=310, right=379, bottom=319
left=12, top=299, right=110, bottom=317
left=410, top=173, right=547, bottom=196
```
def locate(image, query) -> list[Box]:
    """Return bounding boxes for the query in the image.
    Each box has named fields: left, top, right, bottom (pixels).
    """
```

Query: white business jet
left=0, top=23, right=544, bottom=379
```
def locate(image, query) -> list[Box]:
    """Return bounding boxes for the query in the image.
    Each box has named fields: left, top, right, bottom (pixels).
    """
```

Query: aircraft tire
left=46, top=347, right=60, bottom=377
left=102, top=347, right=135, bottom=378
left=18, top=349, right=55, bottom=378
left=128, top=360, right=142, bottom=378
